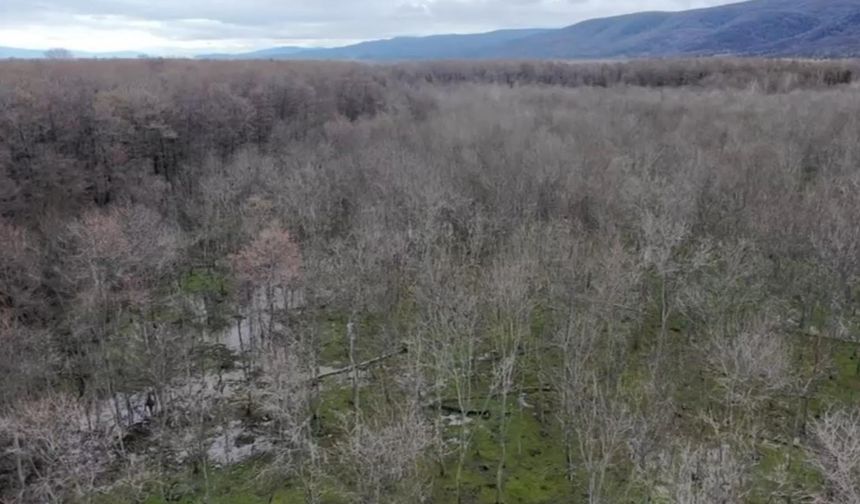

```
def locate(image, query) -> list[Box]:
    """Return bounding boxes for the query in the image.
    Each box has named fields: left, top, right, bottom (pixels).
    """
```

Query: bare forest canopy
left=2, top=58, right=860, bottom=503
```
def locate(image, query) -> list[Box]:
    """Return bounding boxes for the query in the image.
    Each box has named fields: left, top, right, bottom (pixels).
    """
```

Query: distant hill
left=0, top=46, right=46, bottom=59
left=201, top=0, right=860, bottom=60
left=5, top=0, right=860, bottom=61
left=488, top=0, right=860, bottom=59
left=197, top=30, right=551, bottom=60
left=198, top=46, right=307, bottom=60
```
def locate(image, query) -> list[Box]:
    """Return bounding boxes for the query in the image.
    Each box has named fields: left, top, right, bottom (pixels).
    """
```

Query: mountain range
left=3, top=0, right=860, bottom=61
left=197, top=29, right=552, bottom=60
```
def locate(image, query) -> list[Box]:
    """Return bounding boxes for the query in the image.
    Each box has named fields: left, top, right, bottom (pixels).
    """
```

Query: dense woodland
left=2, top=58, right=860, bottom=503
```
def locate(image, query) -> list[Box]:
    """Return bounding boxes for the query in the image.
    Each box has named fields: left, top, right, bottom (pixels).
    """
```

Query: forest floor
left=94, top=302, right=860, bottom=503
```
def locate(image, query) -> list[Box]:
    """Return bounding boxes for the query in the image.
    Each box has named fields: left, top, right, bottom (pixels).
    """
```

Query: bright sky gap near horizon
left=1, top=0, right=736, bottom=55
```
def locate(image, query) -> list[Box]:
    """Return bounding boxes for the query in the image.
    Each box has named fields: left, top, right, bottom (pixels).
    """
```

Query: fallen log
left=439, top=403, right=491, bottom=418
left=312, top=345, right=408, bottom=382
left=424, top=385, right=556, bottom=418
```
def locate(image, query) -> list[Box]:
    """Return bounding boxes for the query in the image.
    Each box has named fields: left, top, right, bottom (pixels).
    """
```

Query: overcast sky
left=0, top=0, right=736, bottom=55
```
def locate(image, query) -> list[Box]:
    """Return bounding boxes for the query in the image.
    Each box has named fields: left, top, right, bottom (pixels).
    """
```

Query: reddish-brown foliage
left=231, top=226, right=302, bottom=291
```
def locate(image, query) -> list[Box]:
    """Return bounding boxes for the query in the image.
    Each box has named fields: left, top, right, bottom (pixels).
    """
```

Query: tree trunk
left=348, top=320, right=360, bottom=417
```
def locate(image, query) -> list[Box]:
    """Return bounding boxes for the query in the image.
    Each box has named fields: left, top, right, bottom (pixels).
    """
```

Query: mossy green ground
left=101, top=339, right=860, bottom=503
left=97, top=300, right=860, bottom=503
left=441, top=404, right=572, bottom=504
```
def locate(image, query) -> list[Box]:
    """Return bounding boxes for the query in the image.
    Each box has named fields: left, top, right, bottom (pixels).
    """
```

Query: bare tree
left=230, top=224, right=302, bottom=348
left=573, top=378, right=634, bottom=504
left=809, top=408, right=860, bottom=504
left=414, top=247, right=481, bottom=497
left=259, top=341, right=315, bottom=471
left=487, top=245, right=535, bottom=503
left=0, top=220, right=40, bottom=320
left=552, top=235, right=642, bottom=501
left=661, top=442, right=751, bottom=504
left=334, top=402, right=434, bottom=503
left=0, top=394, right=113, bottom=503
left=58, top=205, right=180, bottom=438
left=810, top=176, right=860, bottom=353
left=638, top=206, right=692, bottom=373
left=707, top=318, right=793, bottom=431
left=0, top=311, right=53, bottom=409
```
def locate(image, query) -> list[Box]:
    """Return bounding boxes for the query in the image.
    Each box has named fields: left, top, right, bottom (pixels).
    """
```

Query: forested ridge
left=2, top=58, right=860, bottom=503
